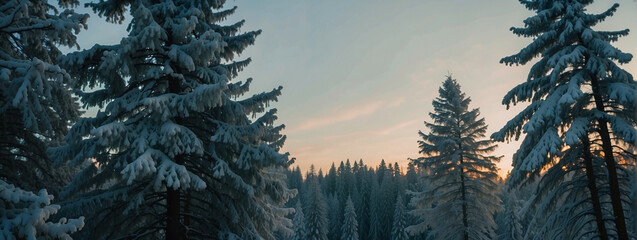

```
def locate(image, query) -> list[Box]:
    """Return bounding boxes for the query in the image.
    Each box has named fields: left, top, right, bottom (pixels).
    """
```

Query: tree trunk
left=589, top=73, right=629, bottom=240
left=460, top=164, right=469, bottom=240
left=166, top=72, right=184, bottom=239
left=457, top=116, right=469, bottom=240
left=582, top=136, right=609, bottom=240
left=166, top=180, right=182, bottom=240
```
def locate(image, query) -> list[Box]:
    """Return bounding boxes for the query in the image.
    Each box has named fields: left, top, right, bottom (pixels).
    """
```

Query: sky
left=68, top=0, right=637, bottom=177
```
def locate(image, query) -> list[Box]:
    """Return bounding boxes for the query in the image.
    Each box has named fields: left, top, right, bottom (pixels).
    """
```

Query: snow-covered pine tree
left=356, top=164, right=372, bottom=239
left=408, top=76, right=502, bottom=240
left=0, top=0, right=86, bottom=195
left=305, top=176, right=328, bottom=240
left=50, top=0, right=295, bottom=239
left=292, top=200, right=307, bottom=240
left=378, top=172, right=397, bottom=239
left=391, top=194, right=409, bottom=240
left=341, top=196, right=359, bottom=240
left=492, top=1, right=636, bottom=239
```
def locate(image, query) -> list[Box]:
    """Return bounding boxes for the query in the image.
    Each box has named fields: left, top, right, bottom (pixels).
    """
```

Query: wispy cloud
left=288, top=101, right=386, bottom=133
left=321, top=118, right=420, bottom=142
left=375, top=119, right=420, bottom=135
left=288, top=97, right=408, bottom=134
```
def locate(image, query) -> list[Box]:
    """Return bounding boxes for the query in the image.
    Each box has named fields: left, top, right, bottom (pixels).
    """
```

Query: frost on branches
left=408, top=76, right=502, bottom=240
left=492, top=1, right=635, bottom=239
left=49, top=0, right=295, bottom=239
left=0, top=180, right=84, bottom=240
left=0, top=0, right=86, bottom=194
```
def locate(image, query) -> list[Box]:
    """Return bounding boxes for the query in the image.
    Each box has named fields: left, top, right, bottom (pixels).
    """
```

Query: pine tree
left=305, top=177, right=328, bottom=240
left=0, top=0, right=86, bottom=195
left=356, top=166, right=372, bottom=239
left=408, top=76, right=502, bottom=240
left=50, top=0, right=294, bottom=239
left=392, top=195, right=409, bottom=240
left=341, top=196, right=359, bottom=240
left=492, top=1, right=636, bottom=239
left=327, top=194, right=342, bottom=240
left=292, top=201, right=307, bottom=240
left=378, top=173, right=397, bottom=239
left=377, top=160, right=388, bottom=184
left=367, top=172, right=382, bottom=240
left=326, top=163, right=338, bottom=196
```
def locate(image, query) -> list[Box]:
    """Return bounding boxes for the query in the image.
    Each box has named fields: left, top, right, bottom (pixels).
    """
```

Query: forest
left=0, top=0, right=635, bottom=239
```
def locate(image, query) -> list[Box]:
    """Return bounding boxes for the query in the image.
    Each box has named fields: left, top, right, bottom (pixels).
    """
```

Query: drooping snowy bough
left=50, top=0, right=296, bottom=239
left=0, top=180, right=85, bottom=240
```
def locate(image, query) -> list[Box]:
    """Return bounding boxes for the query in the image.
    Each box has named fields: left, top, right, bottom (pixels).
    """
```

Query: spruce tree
left=305, top=176, right=328, bottom=240
left=408, top=76, right=502, bottom=240
left=327, top=194, right=342, bottom=240
left=326, top=163, right=337, bottom=196
left=341, top=196, right=359, bottom=240
left=51, top=0, right=294, bottom=238
left=492, top=1, right=635, bottom=239
left=367, top=172, right=381, bottom=240
left=378, top=173, right=396, bottom=239
left=356, top=166, right=372, bottom=239
left=392, top=195, right=409, bottom=240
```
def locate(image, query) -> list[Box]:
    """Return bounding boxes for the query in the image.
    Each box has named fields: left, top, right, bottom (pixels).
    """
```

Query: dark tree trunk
left=166, top=73, right=184, bottom=239
left=166, top=181, right=182, bottom=240
left=582, top=136, right=609, bottom=240
left=460, top=164, right=469, bottom=240
left=589, top=73, right=629, bottom=240
left=457, top=114, right=469, bottom=240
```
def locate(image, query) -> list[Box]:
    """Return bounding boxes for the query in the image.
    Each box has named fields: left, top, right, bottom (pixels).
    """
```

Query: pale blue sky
left=69, top=0, right=637, bottom=176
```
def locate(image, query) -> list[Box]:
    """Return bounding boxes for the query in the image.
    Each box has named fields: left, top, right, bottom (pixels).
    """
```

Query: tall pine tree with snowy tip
left=492, top=1, right=636, bottom=239
left=408, top=76, right=502, bottom=240
left=50, top=0, right=295, bottom=239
